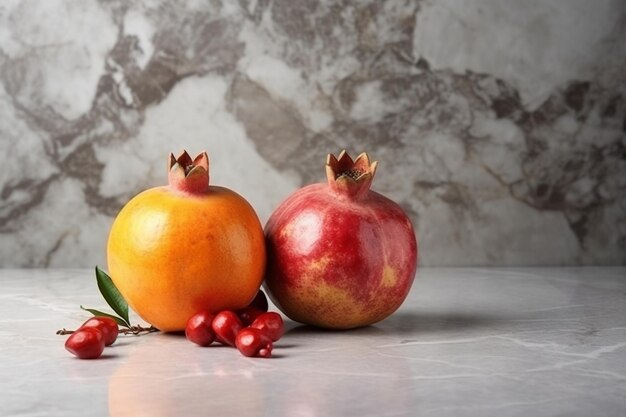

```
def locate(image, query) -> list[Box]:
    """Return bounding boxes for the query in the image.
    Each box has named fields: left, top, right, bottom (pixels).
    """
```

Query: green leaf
left=95, top=266, right=130, bottom=325
left=80, top=306, right=130, bottom=328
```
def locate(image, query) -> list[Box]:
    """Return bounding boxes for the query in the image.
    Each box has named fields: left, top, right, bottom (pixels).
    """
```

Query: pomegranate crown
left=168, top=150, right=210, bottom=194
left=326, top=150, right=378, bottom=199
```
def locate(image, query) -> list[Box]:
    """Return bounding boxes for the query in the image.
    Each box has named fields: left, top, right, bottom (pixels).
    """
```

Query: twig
left=56, top=325, right=159, bottom=336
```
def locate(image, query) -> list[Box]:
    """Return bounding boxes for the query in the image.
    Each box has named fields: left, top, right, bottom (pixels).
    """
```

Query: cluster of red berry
left=185, top=290, right=285, bottom=358
left=63, top=290, right=284, bottom=359
left=64, top=316, right=119, bottom=359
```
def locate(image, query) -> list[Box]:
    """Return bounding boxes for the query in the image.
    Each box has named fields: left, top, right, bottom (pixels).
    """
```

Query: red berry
left=236, top=328, right=273, bottom=358
left=80, top=317, right=119, bottom=346
left=185, top=311, right=216, bottom=347
left=247, top=290, right=268, bottom=312
left=251, top=312, right=284, bottom=341
left=211, top=311, right=243, bottom=346
left=237, top=307, right=264, bottom=326
left=65, top=328, right=105, bottom=359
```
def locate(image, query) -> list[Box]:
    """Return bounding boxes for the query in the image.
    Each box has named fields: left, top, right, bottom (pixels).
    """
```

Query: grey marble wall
left=1, top=0, right=625, bottom=268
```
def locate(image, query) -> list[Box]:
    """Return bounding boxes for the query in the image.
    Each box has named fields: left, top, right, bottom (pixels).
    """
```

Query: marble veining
left=0, top=1, right=625, bottom=267
left=0, top=268, right=625, bottom=417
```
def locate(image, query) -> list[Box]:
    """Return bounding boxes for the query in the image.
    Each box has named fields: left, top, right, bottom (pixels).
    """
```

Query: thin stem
left=121, top=324, right=160, bottom=335
left=56, top=325, right=159, bottom=336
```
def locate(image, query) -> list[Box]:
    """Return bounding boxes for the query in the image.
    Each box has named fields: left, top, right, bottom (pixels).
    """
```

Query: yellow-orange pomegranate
left=107, top=151, right=265, bottom=332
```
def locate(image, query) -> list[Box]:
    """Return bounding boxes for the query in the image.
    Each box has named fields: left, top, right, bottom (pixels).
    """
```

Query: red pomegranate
left=264, top=151, right=418, bottom=329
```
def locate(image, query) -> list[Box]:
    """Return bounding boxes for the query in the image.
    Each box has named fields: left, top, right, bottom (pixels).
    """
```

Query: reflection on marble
left=0, top=1, right=625, bottom=267
left=0, top=268, right=625, bottom=416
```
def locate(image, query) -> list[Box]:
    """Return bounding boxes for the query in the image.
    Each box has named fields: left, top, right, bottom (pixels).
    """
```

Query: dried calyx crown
left=326, top=150, right=378, bottom=199
left=168, top=150, right=210, bottom=194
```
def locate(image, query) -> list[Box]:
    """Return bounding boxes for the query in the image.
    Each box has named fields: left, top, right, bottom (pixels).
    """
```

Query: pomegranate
left=107, top=151, right=266, bottom=332
left=264, top=151, right=418, bottom=329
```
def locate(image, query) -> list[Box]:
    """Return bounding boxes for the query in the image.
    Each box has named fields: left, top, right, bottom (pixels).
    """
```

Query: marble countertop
left=1, top=268, right=625, bottom=417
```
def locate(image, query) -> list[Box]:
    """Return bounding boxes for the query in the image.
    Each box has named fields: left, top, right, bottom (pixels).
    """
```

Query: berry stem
left=56, top=324, right=159, bottom=336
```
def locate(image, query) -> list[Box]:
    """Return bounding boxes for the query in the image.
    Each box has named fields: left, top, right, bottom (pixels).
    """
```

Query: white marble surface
left=1, top=1, right=625, bottom=268
left=1, top=267, right=625, bottom=417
